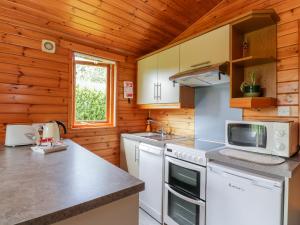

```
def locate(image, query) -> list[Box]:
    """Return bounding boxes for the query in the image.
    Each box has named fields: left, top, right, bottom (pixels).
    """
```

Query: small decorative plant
left=240, top=72, right=261, bottom=97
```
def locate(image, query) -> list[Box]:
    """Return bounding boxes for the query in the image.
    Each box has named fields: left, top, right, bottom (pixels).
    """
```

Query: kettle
left=42, top=121, right=67, bottom=142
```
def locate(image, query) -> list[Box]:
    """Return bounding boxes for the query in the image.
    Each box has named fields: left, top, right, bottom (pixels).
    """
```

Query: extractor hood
left=169, top=62, right=229, bottom=87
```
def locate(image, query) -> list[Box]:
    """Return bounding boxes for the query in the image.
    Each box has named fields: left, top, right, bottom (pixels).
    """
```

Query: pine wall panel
left=0, top=19, right=148, bottom=165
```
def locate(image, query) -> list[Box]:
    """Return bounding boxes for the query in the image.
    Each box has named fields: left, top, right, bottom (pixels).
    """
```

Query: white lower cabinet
left=120, top=138, right=139, bottom=178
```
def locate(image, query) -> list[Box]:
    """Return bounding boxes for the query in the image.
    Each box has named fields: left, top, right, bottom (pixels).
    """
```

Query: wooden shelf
left=232, top=56, right=276, bottom=66
left=231, top=10, right=279, bottom=33
left=230, top=97, right=277, bottom=109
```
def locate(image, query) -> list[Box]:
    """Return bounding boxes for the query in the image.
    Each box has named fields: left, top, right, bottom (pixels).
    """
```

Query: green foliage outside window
left=75, top=86, right=106, bottom=121
left=75, top=63, right=107, bottom=122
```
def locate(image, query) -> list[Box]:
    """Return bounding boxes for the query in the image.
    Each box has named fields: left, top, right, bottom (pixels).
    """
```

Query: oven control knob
left=275, top=143, right=285, bottom=151
left=182, top=153, right=187, bottom=158
left=178, top=152, right=182, bottom=158
left=174, top=151, right=178, bottom=157
left=275, top=130, right=286, bottom=138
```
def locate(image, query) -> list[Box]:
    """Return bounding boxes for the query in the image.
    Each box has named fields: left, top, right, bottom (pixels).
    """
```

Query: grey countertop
left=0, top=139, right=144, bottom=225
left=206, top=149, right=300, bottom=178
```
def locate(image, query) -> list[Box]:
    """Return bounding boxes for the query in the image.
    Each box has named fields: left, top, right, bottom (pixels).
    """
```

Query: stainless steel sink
left=131, top=132, right=184, bottom=141
left=136, top=132, right=159, bottom=137
left=141, top=133, right=182, bottom=141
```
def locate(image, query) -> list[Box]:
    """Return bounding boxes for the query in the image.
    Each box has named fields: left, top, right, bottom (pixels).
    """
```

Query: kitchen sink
left=136, top=132, right=159, bottom=137
left=131, top=132, right=185, bottom=141
left=141, top=133, right=182, bottom=141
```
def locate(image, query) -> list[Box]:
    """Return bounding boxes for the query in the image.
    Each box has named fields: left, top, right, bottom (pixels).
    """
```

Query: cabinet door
left=157, top=46, right=180, bottom=104
left=180, top=25, right=230, bottom=72
left=122, top=138, right=139, bottom=178
left=137, top=54, right=158, bottom=104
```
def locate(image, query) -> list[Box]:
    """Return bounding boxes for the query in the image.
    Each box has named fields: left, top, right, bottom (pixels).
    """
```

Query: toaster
left=5, top=125, right=36, bottom=147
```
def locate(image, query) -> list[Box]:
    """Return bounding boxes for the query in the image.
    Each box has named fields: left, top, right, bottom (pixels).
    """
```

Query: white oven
left=164, top=156, right=206, bottom=225
left=225, top=120, right=298, bottom=157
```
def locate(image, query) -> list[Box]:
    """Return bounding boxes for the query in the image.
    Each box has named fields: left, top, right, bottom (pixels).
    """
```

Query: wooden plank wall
left=152, top=0, right=300, bottom=132
left=0, top=19, right=148, bottom=165
left=150, top=109, right=195, bottom=136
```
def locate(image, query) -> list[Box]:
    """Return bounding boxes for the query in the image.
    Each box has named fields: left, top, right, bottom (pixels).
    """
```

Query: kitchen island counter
left=0, top=139, right=144, bottom=225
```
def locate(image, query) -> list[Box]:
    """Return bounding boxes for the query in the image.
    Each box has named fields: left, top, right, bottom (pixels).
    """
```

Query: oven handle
left=165, top=183, right=205, bottom=207
left=166, top=156, right=204, bottom=172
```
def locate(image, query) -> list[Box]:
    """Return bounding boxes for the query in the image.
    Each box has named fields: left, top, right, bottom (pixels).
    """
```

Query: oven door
left=165, top=156, right=206, bottom=200
left=164, top=183, right=205, bottom=225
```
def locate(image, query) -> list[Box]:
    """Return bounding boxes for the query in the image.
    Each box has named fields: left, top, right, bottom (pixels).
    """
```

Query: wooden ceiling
left=0, top=0, right=222, bottom=56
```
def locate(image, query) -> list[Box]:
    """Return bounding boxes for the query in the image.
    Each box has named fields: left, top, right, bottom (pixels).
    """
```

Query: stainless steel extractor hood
left=169, top=62, right=229, bottom=87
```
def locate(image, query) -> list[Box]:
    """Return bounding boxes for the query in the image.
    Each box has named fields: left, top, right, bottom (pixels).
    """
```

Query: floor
left=139, top=208, right=161, bottom=225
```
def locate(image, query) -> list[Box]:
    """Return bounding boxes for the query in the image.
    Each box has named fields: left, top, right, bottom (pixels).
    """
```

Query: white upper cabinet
left=157, top=46, right=180, bottom=104
left=137, top=54, right=158, bottom=104
left=137, top=25, right=229, bottom=108
left=179, top=25, right=230, bottom=72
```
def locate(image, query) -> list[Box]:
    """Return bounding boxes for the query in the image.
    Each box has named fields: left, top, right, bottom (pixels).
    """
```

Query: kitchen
left=0, top=0, right=300, bottom=225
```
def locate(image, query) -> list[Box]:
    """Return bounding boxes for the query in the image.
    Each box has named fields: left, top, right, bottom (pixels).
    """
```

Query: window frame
left=70, top=52, right=116, bottom=129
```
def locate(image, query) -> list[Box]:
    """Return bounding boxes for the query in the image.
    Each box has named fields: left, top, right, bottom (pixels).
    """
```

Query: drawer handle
left=190, top=61, right=211, bottom=68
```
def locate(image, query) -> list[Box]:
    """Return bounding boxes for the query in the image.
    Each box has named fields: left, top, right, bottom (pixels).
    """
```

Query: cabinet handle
left=159, top=83, right=162, bottom=100
left=153, top=83, right=156, bottom=100
left=190, top=61, right=211, bottom=68
left=134, top=145, right=139, bottom=162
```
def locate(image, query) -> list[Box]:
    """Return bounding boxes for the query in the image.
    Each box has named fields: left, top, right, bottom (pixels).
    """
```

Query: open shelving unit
left=230, top=10, right=279, bottom=109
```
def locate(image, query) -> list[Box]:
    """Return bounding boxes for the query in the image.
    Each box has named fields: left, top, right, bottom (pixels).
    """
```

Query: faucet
left=147, top=119, right=168, bottom=136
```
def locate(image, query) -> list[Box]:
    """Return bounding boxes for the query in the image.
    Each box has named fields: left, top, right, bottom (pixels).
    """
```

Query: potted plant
left=240, top=72, right=261, bottom=97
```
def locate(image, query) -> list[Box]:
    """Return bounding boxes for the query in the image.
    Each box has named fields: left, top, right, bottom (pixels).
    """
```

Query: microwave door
left=227, top=123, right=267, bottom=148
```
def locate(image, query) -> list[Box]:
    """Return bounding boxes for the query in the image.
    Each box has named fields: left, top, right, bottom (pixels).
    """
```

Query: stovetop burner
left=171, top=138, right=225, bottom=152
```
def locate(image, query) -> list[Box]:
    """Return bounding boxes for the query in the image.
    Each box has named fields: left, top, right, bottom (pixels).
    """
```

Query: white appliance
left=5, top=125, right=35, bottom=147
left=164, top=139, right=224, bottom=225
left=207, top=162, right=284, bottom=225
left=226, top=120, right=298, bottom=157
left=41, top=121, right=67, bottom=142
left=139, top=143, right=164, bottom=223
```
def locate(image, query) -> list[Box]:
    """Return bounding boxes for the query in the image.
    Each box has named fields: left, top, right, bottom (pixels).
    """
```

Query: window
left=71, top=52, right=116, bottom=128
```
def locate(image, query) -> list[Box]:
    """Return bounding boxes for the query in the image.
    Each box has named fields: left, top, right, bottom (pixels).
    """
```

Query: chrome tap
left=147, top=119, right=168, bottom=136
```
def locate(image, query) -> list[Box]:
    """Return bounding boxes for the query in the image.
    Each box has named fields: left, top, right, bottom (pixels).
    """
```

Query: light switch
left=277, top=106, right=290, bottom=116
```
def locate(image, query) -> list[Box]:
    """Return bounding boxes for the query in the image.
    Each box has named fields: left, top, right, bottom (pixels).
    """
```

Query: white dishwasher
left=207, top=162, right=284, bottom=225
left=139, top=143, right=164, bottom=223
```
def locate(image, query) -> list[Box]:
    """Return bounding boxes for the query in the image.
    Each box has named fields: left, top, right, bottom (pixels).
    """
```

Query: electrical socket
left=277, top=106, right=290, bottom=116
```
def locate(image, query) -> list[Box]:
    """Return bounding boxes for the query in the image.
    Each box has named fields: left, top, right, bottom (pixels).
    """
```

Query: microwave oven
left=225, top=120, right=299, bottom=157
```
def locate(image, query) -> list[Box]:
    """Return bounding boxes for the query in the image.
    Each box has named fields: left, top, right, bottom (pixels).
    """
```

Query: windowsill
left=70, top=123, right=115, bottom=130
